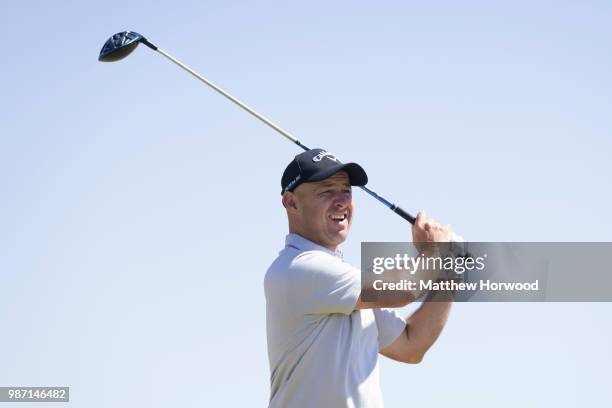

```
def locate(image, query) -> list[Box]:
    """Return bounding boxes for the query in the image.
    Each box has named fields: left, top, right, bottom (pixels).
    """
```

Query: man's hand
left=412, top=211, right=453, bottom=243
left=355, top=211, right=456, bottom=311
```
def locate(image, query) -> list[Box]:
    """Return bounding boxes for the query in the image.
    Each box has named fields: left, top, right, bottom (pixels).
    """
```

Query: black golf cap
left=281, top=148, right=368, bottom=194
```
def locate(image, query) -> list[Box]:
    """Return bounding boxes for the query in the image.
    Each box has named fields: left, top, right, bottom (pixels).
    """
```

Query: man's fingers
left=415, top=210, right=426, bottom=225
left=414, top=211, right=454, bottom=243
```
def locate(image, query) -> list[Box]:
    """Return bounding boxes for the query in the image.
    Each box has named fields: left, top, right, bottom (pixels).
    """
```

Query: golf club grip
left=392, top=206, right=416, bottom=224
left=393, top=209, right=470, bottom=255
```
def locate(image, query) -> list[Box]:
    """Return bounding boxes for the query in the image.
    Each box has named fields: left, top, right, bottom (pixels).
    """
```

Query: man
left=265, top=148, right=454, bottom=407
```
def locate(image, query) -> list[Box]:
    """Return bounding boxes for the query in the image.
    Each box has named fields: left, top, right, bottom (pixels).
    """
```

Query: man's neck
left=288, top=227, right=338, bottom=252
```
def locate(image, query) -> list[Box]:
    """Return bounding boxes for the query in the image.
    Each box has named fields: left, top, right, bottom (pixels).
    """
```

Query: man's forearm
left=404, top=290, right=453, bottom=359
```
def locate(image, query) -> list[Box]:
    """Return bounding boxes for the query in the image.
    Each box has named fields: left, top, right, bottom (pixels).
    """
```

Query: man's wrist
left=415, top=242, right=441, bottom=257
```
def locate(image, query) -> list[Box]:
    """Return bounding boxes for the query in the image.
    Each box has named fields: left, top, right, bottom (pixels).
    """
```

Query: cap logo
left=312, top=151, right=339, bottom=163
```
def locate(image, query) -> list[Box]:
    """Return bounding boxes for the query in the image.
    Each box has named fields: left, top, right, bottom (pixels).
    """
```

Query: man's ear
left=282, top=192, right=298, bottom=211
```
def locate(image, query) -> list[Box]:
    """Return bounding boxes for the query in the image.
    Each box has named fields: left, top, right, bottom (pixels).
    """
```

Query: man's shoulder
left=265, top=245, right=345, bottom=286
left=267, top=247, right=324, bottom=275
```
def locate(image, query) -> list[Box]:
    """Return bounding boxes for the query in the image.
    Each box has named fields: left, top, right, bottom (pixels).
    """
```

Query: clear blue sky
left=1, top=1, right=611, bottom=407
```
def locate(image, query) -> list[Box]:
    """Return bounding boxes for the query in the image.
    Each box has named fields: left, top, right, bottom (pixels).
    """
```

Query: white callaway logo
left=312, top=151, right=339, bottom=163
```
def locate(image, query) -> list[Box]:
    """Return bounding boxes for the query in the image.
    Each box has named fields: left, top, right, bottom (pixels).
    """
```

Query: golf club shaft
left=155, top=47, right=416, bottom=225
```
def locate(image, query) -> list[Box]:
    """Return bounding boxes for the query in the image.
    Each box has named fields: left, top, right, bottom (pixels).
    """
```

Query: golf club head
left=98, top=31, right=145, bottom=62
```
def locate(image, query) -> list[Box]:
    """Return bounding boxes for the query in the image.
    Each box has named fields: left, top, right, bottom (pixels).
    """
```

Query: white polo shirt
left=264, top=233, right=406, bottom=408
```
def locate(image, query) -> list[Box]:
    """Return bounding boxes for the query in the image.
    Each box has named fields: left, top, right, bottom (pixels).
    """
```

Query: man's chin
left=331, top=230, right=349, bottom=246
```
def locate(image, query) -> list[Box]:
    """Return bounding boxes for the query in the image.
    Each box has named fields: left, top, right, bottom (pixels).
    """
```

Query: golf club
left=98, top=31, right=467, bottom=247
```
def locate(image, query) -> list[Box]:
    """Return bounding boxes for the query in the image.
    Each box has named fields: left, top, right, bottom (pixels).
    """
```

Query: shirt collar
left=285, top=233, right=343, bottom=259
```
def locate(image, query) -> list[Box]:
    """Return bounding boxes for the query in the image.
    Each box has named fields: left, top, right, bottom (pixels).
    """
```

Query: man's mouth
left=329, top=211, right=349, bottom=223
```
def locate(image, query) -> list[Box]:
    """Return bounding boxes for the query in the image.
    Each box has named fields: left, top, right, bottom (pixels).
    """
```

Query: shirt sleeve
left=373, top=308, right=407, bottom=350
left=288, top=251, right=361, bottom=315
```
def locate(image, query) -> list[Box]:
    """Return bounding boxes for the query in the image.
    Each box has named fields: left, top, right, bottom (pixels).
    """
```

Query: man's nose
left=333, top=192, right=351, bottom=208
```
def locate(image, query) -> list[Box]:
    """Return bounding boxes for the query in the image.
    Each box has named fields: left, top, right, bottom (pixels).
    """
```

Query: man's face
left=290, top=171, right=353, bottom=250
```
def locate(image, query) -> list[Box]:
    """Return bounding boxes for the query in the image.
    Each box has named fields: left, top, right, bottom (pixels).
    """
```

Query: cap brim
left=306, top=162, right=368, bottom=186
